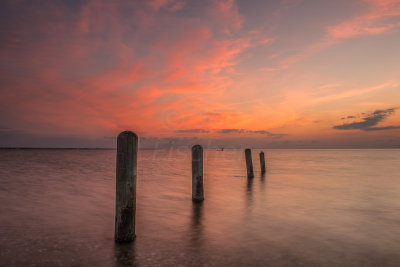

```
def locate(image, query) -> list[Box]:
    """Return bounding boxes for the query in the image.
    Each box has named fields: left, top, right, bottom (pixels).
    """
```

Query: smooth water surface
left=0, top=149, right=400, bottom=266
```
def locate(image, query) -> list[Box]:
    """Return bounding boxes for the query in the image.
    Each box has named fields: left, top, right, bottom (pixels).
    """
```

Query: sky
left=1, top=0, right=400, bottom=148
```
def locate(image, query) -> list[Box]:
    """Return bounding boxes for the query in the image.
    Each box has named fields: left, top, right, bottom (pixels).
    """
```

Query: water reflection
left=1, top=149, right=400, bottom=266
left=190, top=201, right=204, bottom=246
left=246, top=178, right=253, bottom=197
left=260, top=172, right=266, bottom=191
left=114, top=242, right=136, bottom=267
left=245, top=177, right=254, bottom=214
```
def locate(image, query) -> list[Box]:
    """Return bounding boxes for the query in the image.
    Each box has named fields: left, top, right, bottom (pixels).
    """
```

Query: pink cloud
left=326, top=0, right=400, bottom=39
left=275, top=0, right=400, bottom=69
left=0, top=0, right=260, bottom=140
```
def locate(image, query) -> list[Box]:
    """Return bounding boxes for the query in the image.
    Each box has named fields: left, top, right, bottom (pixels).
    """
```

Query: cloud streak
left=363, top=126, right=400, bottom=131
left=327, top=0, right=400, bottom=40
left=278, top=0, right=400, bottom=69
left=217, top=128, right=245, bottom=134
left=175, top=129, right=210, bottom=133
left=333, top=108, right=400, bottom=131
left=217, top=129, right=287, bottom=138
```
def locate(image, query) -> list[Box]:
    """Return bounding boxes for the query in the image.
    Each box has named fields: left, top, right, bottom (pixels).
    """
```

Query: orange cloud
left=1, top=0, right=399, bottom=148
left=0, top=0, right=261, bottom=141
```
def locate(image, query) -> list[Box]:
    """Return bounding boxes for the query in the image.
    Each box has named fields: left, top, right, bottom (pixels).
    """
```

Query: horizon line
left=1, top=147, right=399, bottom=150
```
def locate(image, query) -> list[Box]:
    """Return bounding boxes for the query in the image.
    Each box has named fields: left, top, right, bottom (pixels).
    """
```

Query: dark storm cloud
left=175, top=129, right=210, bottom=133
left=333, top=108, right=397, bottom=131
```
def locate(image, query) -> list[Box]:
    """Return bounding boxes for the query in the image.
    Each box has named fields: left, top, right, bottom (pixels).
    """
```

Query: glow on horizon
left=0, top=0, right=399, bottom=148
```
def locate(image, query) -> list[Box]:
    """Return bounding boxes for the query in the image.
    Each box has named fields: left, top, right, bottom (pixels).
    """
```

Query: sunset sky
left=1, top=0, right=400, bottom=148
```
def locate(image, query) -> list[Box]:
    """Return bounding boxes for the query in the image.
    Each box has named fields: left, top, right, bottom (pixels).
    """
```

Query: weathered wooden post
left=245, top=148, right=254, bottom=178
left=115, top=131, right=138, bottom=242
left=192, top=145, right=204, bottom=202
left=259, top=151, right=266, bottom=174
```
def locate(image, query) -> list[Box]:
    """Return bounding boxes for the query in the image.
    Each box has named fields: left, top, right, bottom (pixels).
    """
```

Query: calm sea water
left=0, top=149, right=399, bottom=266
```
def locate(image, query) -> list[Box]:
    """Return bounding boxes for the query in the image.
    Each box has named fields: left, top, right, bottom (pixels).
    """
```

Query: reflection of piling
left=114, top=243, right=136, bottom=266
left=190, top=201, right=204, bottom=246
left=245, top=148, right=254, bottom=178
left=192, top=145, right=204, bottom=202
left=259, top=151, right=266, bottom=174
left=115, top=131, right=137, bottom=242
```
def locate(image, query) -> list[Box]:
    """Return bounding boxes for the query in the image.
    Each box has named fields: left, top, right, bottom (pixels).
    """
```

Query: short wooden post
left=115, top=131, right=138, bottom=242
left=260, top=151, right=266, bottom=174
left=192, top=145, right=204, bottom=202
left=245, top=148, right=254, bottom=178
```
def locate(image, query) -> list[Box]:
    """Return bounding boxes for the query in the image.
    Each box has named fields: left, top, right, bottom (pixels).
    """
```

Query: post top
left=118, top=131, right=138, bottom=139
left=192, top=144, right=202, bottom=150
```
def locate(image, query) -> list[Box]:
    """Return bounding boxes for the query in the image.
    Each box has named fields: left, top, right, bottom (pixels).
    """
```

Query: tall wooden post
left=260, top=151, right=266, bottom=174
left=115, top=131, right=138, bottom=242
left=192, top=145, right=204, bottom=202
left=245, top=148, right=254, bottom=178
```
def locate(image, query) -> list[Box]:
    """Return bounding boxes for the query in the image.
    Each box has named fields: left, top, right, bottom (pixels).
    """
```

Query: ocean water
left=0, top=149, right=399, bottom=266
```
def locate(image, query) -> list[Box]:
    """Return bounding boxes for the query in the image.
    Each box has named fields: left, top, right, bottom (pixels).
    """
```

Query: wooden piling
left=260, top=151, right=266, bottom=174
left=115, top=131, right=138, bottom=242
left=192, top=145, right=204, bottom=202
left=245, top=148, right=254, bottom=178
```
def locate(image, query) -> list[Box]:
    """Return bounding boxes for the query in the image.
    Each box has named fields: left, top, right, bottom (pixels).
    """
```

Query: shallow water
left=0, top=149, right=400, bottom=266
